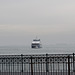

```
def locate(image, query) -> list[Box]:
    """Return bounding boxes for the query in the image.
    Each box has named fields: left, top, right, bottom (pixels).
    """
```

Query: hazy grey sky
left=0, top=0, right=75, bottom=46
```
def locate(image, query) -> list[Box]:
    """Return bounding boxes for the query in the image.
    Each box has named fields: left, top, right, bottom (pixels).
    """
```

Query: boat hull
left=31, top=44, right=42, bottom=48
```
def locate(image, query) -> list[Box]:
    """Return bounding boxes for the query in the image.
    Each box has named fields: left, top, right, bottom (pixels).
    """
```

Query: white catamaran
left=31, top=37, right=42, bottom=48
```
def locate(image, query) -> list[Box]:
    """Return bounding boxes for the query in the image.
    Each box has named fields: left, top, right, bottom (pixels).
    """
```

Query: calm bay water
left=0, top=44, right=75, bottom=55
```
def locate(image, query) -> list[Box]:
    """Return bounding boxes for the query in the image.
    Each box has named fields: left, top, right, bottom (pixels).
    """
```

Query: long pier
left=0, top=53, right=75, bottom=75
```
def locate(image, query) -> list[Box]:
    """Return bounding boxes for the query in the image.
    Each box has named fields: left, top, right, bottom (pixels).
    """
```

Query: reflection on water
left=0, top=44, right=75, bottom=55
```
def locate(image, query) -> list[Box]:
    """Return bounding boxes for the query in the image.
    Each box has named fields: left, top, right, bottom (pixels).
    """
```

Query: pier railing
left=0, top=53, right=75, bottom=75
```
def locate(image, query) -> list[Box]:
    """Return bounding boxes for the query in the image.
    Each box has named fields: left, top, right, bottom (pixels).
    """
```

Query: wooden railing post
left=46, top=54, right=49, bottom=73
left=31, top=56, right=33, bottom=75
left=73, top=53, right=75, bottom=72
left=68, top=55, right=70, bottom=75
left=21, top=54, right=23, bottom=72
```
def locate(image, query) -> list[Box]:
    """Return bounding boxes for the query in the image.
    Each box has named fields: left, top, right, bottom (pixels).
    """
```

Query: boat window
left=32, top=43, right=40, bottom=45
left=33, top=39, right=40, bottom=41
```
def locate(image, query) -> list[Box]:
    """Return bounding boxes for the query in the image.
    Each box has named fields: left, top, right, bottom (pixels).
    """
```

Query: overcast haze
left=0, top=0, right=75, bottom=46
